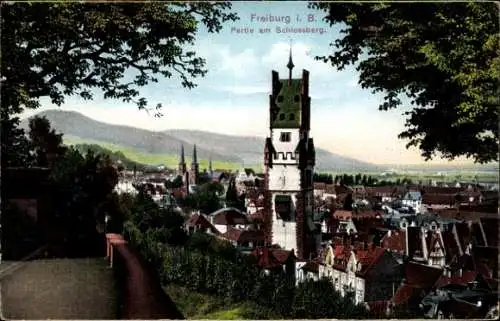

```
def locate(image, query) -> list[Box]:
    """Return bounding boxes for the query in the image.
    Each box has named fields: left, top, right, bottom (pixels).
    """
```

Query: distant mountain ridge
left=21, top=109, right=383, bottom=171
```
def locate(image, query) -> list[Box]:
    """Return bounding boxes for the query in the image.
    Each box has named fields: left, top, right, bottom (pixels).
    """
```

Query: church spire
left=208, top=152, right=213, bottom=174
left=178, top=144, right=186, bottom=173
left=287, top=39, right=294, bottom=85
left=192, top=144, right=198, bottom=165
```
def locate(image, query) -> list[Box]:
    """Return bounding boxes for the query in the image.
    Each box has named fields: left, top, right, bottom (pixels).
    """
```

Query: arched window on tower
left=289, top=113, right=295, bottom=120
left=279, top=114, right=285, bottom=120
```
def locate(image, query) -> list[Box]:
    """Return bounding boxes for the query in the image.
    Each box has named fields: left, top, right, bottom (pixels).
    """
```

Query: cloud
left=215, top=84, right=269, bottom=95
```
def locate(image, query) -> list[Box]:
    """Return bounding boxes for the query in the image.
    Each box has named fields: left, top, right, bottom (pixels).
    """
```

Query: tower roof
left=179, top=144, right=185, bottom=164
left=287, top=39, right=295, bottom=71
left=192, top=144, right=198, bottom=164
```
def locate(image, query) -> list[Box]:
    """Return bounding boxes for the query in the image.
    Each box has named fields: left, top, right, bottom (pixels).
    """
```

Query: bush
left=122, top=204, right=369, bottom=319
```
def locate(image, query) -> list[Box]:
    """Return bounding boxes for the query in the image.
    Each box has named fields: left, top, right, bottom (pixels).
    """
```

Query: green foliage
left=124, top=216, right=368, bottom=319
left=180, top=181, right=224, bottom=214
left=73, top=143, right=145, bottom=171
left=314, top=173, right=333, bottom=184
left=225, top=179, right=244, bottom=210
left=165, top=175, right=184, bottom=189
left=2, top=2, right=238, bottom=116
left=50, top=147, right=120, bottom=252
left=28, top=116, right=67, bottom=166
left=0, top=116, right=34, bottom=167
left=311, top=2, right=499, bottom=163
left=334, top=173, right=412, bottom=187
left=127, top=189, right=188, bottom=246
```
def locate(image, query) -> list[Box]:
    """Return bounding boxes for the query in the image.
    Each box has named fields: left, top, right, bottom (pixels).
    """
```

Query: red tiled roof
left=382, top=230, right=406, bottom=254
left=435, top=270, right=478, bottom=288
left=221, top=227, right=265, bottom=243
left=250, top=247, right=294, bottom=269
left=301, top=261, right=319, bottom=273
left=186, top=213, right=219, bottom=234
left=355, top=247, right=386, bottom=276
left=392, top=284, right=423, bottom=305
left=404, top=262, right=442, bottom=288
left=213, top=209, right=248, bottom=225
left=365, top=186, right=399, bottom=197
left=314, top=182, right=327, bottom=190
left=422, top=193, right=457, bottom=205
left=333, top=210, right=353, bottom=220
left=422, top=186, right=467, bottom=194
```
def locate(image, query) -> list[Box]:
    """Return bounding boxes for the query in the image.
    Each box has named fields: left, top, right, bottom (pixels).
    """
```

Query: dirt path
left=0, top=258, right=117, bottom=320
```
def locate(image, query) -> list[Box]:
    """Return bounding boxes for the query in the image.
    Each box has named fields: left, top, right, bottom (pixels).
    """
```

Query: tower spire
left=192, top=144, right=198, bottom=165
left=179, top=144, right=186, bottom=173
left=287, top=38, right=294, bottom=85
left=208, top=151, right=213, bottom=174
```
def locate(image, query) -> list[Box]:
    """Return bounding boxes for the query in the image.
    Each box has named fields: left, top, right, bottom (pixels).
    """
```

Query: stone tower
left=178, top=144, right=189, bottom=194
left=190, top=144, right=199, bottom=185
left=263, top=44, right=316, bottom=260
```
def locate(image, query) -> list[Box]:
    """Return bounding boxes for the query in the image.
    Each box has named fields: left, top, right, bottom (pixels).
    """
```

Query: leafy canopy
left=310, top=2, right=499, bottom=163
left=1, top=2, right=238, bottom=116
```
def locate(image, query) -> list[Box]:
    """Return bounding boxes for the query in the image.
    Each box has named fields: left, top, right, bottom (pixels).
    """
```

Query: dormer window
left=294, top=95, right=300, bottom=102
left=277, top=95, right=284, bottom=103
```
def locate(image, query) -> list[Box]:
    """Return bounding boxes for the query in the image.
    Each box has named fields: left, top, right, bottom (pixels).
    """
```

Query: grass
left=63, top=135, right=262, bottom=171
left=163, top=284, right=279, bottom=320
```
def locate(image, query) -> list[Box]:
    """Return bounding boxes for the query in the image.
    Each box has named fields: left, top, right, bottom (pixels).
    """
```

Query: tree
left=310, top=2, right=499, bottom=163
left=1, top=2, right=239, bottom=116
left=28, top=116, right=67, bottom=167
left=225, top=179, right=240, bottom=207
left=0, top=116, right=33, bottom=167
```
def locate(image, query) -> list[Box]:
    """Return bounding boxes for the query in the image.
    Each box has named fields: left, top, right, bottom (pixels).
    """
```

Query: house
left=250, top=247, right=296, bottom=276
left=422, top=193, right=457, bottom=210
left=401, top=191, right=422, bottom=214
left=185, top=213, right=219, bottom=235
left=313, top=182, right=327, bottom=198
left=319, top=245, right=403, bottom=305
left=295, top=260, right=320, bottom=285
left=365, top=186, right=400, bottom=203
left=114, top=180, right=139, bottom=195
left=208, top=207, right=250, bottom=234
left=220, top=227, right=265, bottom=250
left=390, top=262, right=443, bottom=312
left=421, top=271, right=499, bottom=319
left=235, top=168, right=256, bottom=184
left=244, top=188, right=265, bottom=215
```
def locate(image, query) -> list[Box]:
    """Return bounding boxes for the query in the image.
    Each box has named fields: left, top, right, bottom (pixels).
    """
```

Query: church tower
left=263, top=44, right=316, bottom=260
left=208, top=152, right=213, bottom=175
left=178, top=144, right=189, bottom=194
left=190, top=144, right=200, bottom=185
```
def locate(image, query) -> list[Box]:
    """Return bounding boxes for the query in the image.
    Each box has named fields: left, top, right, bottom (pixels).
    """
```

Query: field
left=63, top=135, right=262, bottom=171
left=323, top=171, right=499, bottom=184
left=164, top=284, right=278, bottom=320
left=0, top=258, right=117, bottom=320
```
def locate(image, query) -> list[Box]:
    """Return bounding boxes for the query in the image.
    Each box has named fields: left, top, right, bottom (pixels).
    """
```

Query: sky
left=24, top=1, right=475, bottom=166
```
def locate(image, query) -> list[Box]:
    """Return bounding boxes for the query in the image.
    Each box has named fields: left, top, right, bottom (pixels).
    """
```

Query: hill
left=21, top=109, right=383, bottom=171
